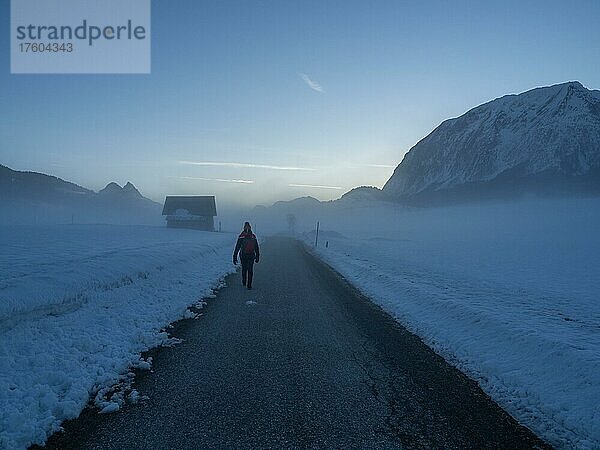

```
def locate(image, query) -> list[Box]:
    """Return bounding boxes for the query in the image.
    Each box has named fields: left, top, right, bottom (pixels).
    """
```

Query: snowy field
left=289, top=197, right=600, bottom=449
left=0, top=225, right=236, bottom=449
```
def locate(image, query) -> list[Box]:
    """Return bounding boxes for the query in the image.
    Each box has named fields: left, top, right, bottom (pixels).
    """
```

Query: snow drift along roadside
left=297, top=199, right=600, bottom=450
left=0, top=225, right=236, bottom=449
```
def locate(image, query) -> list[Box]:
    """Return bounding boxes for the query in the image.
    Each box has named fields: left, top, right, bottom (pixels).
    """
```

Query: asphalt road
left=41, top=237, right=550, bottom=449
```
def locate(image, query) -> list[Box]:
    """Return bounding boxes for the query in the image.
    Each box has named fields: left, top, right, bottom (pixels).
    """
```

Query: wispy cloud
left=299, top=73, right=325, bottom=93
left=177, top=176, right=254, bottom=184
left=364, top=163, right=396, bottom=169
left=178, top=161, right=315, bottom=171
left=289, top=183, right=343, bottom=190
left=346, top=163, right=397, bottom=169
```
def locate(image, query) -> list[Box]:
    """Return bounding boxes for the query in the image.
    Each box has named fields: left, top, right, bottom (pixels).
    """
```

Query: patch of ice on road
left=128, top=390, right=140, bottom=404
left=99, top=403, right=120, bottom=414
left=184, top=309, right=199, bottom=319
left=133, top=357, right=153, bottom=371
left=184, top=309, right=203, bottom=319
left=161, top=337, right=183, bottom=347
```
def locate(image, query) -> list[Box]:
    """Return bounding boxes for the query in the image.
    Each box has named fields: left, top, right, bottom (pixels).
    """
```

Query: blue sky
left=2, top=0, right=600, bottom=206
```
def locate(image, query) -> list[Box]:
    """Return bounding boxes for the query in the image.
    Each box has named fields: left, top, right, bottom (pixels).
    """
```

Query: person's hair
left=243, top=221, right=251, bottom=231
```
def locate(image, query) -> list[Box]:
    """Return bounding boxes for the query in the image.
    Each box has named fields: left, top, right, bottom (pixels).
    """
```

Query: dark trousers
left=241, top=257, right=255, bottom=287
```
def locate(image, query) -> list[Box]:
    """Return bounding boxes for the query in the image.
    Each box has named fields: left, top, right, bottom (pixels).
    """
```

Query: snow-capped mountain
left=384, top=81, right=600, bottom=200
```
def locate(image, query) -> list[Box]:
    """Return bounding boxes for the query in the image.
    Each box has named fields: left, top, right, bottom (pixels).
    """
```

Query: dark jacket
left=233, top=231, right=260, bottom=262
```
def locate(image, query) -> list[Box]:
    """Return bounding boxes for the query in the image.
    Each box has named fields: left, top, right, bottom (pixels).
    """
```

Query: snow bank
left=0, top=225, right=236, bottom=449
left=296, top=198, right=600, bottom=449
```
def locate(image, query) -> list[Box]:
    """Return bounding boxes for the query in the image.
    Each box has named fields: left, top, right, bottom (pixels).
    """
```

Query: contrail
left=346, top=163, right=397, bottom=169
left=364, top=163, right=396, bottom=168
left=289, top=183, right=343, bottom=190
left=177, top=176, right=254, bottom=184
left=179, top=161, right=315, bottom=171
left=299, top=73, right=325, bottom=93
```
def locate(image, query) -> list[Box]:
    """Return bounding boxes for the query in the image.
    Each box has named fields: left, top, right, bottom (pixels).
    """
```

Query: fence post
left=315, top=221, right=320, bottom=247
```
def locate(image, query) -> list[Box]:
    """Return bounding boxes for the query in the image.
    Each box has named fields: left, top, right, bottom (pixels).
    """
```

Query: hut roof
left=162, top=196, right=217, bottom=216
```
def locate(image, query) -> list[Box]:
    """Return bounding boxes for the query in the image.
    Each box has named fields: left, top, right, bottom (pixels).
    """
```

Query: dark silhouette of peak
left=339, top=186, right=385, bottom=202
left=0, top=164, right=162, bottom=225
left=271, top=196, right=322, bottom=211
left=123, top=182, right=143, bottom=198
left=0, top=164, right=91, bottom=200
left=98, top=182, right=122, bottom=195
left=98, top=181, right=144, bottom=200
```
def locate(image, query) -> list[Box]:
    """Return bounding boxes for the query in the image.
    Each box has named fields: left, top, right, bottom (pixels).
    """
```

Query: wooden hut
left=162, top=196, right=217, bottom=231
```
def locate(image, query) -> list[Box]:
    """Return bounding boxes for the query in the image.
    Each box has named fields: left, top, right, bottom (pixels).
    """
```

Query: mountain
left=270, top=196, right=323, bottom=212
left=337, top=186, right=387, bottom=204
left=0, top=164, right=162, bottom=225
left=0, top=164, right=92, bottom=201
left=96, top=181, right=158, bottom=208
left=98, top=181, right=143, bottom=199
left=122, top=181, right=143, bottom=198
left=383, top=81, right=600, bottom=202
left=98, top=181, right=124, bottom=196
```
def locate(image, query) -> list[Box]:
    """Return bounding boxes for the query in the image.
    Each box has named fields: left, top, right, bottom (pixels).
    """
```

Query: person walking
left=233, top=222, right=260, bottom=289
